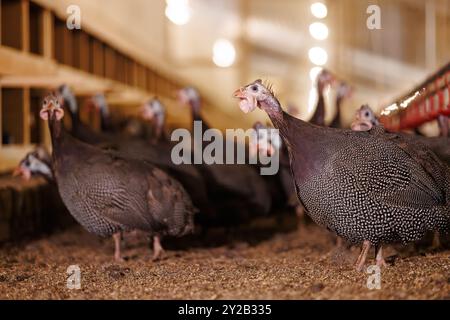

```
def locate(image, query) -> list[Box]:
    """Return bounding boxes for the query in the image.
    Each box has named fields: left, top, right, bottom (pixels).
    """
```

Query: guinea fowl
left=89, top=93, right=116, bottom=133
left=178, top=87, right=272, bottom=224
left=352, top=105, right=450, bottom=166
left=329, top=81, right=352, bottom=129
left=119, top=98, right=219, bottom=227
left=234, top=80, right=450, bottom=271
left=141, top=98, right=168, bottom=144
left=39, top=94, right=195, bottom=261
left=309, top=69, right=334, bottom=126
left=56, top=85, right=111, bottom=145
left=13, top=147, right=53, bottom=182
left=250, top=122, right=306, bottom=222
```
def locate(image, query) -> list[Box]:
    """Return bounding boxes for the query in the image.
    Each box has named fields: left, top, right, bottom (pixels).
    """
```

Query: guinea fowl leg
left=152, top=235, right=164, bottom=261
left=113, top=232, right=124, bottom=262
left=431, top=231, right=441, bottom=249
left=355, top=240, right=371, bottom=271
left=375, top=245, right=387, bottom=268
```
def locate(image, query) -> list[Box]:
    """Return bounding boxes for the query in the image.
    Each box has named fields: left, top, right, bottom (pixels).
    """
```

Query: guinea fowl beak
left=12, top=166, right=31, bottom=181
left=233, top=88, right=246, bottom=99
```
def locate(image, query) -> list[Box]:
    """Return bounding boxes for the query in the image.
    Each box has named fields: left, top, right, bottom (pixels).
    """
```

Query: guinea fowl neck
left=99, top=107, right=112, bottom=132
left=260, top=95, right=330, bottom=182
left=48, top=116, right=71, bottom=162
left=151, top=114, right=165, bottom=142
left=189, top=98, right=202, bottom=122
left=65, top=98, right=80, bottom=128
left=310, top=85, right=325, bottom=126
left=330, top=96, right=343, bottom=128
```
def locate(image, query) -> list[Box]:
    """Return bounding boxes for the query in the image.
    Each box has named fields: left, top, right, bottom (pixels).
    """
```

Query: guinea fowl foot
left=355, top=240, right=371, bottom=271
left=375, top=246, right=387, bottom=268
left=113, top=232, right=125, bottom=262
left=152, top=236, right=165, bottom=261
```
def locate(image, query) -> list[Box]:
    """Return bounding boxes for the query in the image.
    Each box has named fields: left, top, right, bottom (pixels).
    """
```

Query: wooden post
left=0, top=86, right=2, bottom=148
left=0, top=0, right=2, bottom=45
left=22, top=87, right=30, bottom=144
left=42, top=9, right=53, bottom=59
left=21, top=0, right=30, bottom=53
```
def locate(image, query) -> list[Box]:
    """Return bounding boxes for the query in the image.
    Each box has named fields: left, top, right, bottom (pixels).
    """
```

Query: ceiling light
left=165, top=0, right=191, bottom=26
left=212, top=39, right=236, bottom=68
left=308, top=47, right=328, bottom=66
left=309, top=22, right=329, bottom=40
left=310, top=2, right=328, bottom=19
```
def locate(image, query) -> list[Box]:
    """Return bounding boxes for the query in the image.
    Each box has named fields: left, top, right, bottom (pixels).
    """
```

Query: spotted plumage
left=41, top=94, right=195, bottom=260
left=234, top=80, right=450, bottom=270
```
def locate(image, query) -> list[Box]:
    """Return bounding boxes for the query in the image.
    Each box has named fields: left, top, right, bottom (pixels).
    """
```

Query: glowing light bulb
left=212, top=39, right=236, bottom=68
left=308, top=47, right=328, bottom=66
left=310, top=2, right=328, bottom=19
left=309, top=22, right=329, bottom=40
left=165, top=0, right=191, bottom=26
left=309, top=66, right=323, bottom=82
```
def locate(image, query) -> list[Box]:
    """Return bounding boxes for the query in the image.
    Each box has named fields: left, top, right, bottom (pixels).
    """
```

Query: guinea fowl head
left=249, top=121, right=281, bottom=157
left=178, top=87, right=200, bottom=108
left=56, top=84, right=77, bottom=115
left=351, top=104, right=379, bottom=131
left=91, top=94, right=109, bottom=115
left=40, top=94, right=65, bottom=122
left=141, top=98, right=165, bottom=122
left=13, top=149, right=52, bottom=181
left=336, top=81, right=353, bottom=100
left=317, top=69, right=335, bottom=91
left=233, top=79, right=277, bottom=114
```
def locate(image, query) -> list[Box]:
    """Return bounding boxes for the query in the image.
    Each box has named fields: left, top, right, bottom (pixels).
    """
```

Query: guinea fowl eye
left=365, top=111, right=370, bottom=117
left=251, top=85, right=258, bottom=92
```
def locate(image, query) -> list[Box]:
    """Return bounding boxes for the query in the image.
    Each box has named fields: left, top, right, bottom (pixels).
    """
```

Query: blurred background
left=1, top=0, right=450, bottom=171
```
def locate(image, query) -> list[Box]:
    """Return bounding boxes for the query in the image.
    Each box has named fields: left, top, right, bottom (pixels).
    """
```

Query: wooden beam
left=0, top=46, right=57, bottom=75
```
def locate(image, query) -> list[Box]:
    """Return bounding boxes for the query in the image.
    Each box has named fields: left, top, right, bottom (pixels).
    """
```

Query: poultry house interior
left=0, top=0, right=450, bottom=304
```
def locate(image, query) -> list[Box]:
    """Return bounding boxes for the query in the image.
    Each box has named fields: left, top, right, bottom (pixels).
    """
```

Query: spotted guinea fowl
left=178, top=87, right=272, bottom=224
left=352, top=105, right=450, bottom=166
left=39, top=94, right=195, bottom=261
left=352, top=104, right=449, bottom=248
left=309, top=69, right=334, bottom=126
left=234, top=79, right=450, bottom=270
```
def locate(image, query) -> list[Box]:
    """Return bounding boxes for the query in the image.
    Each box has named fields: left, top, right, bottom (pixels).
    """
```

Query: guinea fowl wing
left=146, top=167, right=195, bottom=236
left=71, top=152, right=153, bottom=231
left=336, top=133, right=446, bottom=209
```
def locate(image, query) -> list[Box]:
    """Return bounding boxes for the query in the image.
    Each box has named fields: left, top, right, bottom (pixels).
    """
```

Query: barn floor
left=0, top=216, right=449, bottom=300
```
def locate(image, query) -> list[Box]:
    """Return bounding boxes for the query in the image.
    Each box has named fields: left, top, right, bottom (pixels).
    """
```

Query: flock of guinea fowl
left=13, top=69, right=450, bottom=271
